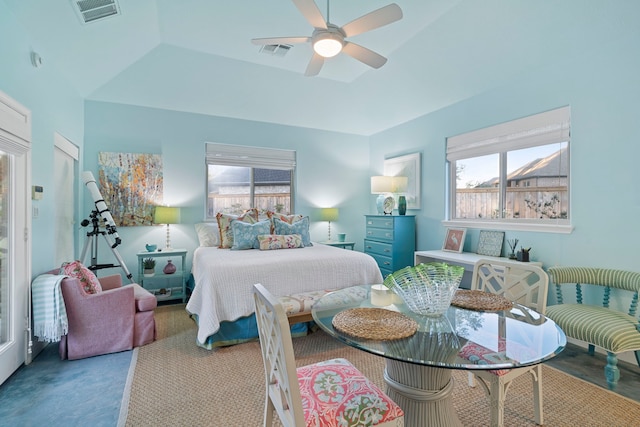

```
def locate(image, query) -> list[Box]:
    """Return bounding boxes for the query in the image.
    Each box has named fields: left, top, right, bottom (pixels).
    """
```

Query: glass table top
left=311, top=285, right=567, bottom=371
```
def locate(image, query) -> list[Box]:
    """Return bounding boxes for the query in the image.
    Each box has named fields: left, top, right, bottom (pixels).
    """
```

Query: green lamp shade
left=319, top=208, right=339, bottom=222
left=154, top=206, right=181, bottom=224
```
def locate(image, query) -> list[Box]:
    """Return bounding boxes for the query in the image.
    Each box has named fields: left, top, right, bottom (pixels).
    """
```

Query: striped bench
left=547, top=266, right=640, bottom=391
left=278, top=286, right=370, bottom=325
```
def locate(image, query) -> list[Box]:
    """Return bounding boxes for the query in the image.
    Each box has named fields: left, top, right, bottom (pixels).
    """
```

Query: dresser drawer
left=365, top=216, right=394, bottom=229
left=365, top=227, right=394, bottom=242
left=364, top=239, right=393, bottom=257
left=368, top=252, right=393, bottom=272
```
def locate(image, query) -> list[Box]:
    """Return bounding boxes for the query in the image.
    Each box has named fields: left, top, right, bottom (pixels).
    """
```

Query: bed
left=186, top=243, right=383, bottom=349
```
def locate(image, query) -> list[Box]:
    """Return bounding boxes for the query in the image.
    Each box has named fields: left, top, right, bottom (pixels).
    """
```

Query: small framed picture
left=477, top=230, right=505, bottom=257
left=442, top=228, right=467, bottom=253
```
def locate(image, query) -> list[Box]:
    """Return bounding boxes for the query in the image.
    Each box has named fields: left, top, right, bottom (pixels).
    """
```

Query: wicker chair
left=546, top=266, right=640, bottom=390
left=252, top=283, right=404, bottom=427
left=464, top=259, right=549, bottom=427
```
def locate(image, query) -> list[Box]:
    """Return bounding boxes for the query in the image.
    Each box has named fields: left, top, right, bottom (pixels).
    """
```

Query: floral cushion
left=458, top=337, right=536, bottom=376
left=215, top=209, right=259, bottom=248
left=59, top=260, right=102, bottom=295
left=194, top=222, right=219, bottom=247
left=257, top=234, right=303, bottom=250
left=297, top=358, right=404, bottom=427
left=266, top=211, right=304, bottom=233
left=230, top=220, right=271, bottom=250
left=273, top=216, right=312, bottom=247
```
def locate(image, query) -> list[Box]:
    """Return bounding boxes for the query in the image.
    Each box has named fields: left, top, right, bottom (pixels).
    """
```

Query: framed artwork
left=98, top=152, right=163, bottom=226
left=442, top=228, right=466, bottom=253
left=384, top=152, right=421, bottom=210
left=477, top=230, right=505, bottom=257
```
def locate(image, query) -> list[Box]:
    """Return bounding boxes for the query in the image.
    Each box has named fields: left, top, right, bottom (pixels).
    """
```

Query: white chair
left=464, top=259, right=549, bottom=427
left=253, top=283, right=405, bottom=427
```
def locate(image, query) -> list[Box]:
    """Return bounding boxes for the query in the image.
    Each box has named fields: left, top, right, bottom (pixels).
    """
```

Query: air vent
left=72, top=0, right=120, bottom=24
left=259, top=44, right=292, bottom=57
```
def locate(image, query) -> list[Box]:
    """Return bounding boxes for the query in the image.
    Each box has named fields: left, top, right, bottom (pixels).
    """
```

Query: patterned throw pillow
left=273, top=216, right=312, bottom=247
left=266, top=211, right=304, bottom=234
left=257, top=234, right=303, bottom=250
left=215, top=209, right=259, bottom=248
left=231, top=220, right=271, bottom=250
left=59, top=260, right=102, bottom=295
left=194, top=222, right=220, bottom=247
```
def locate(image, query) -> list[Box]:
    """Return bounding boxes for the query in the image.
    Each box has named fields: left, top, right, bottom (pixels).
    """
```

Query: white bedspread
left=186, top=243, right=383, bottom=345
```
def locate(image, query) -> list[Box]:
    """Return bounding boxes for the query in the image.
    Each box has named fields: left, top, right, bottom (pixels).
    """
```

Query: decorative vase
left=163, top=260, right=176, bottom=274
left=398, top=195, right=407, bottom=215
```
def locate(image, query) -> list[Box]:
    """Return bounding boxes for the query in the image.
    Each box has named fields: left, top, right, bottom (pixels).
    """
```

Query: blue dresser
left=364, top=215, right=416, bottom=278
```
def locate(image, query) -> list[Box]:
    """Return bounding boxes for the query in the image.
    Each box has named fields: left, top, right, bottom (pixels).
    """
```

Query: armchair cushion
left=59, top=261, right=102, bottom=294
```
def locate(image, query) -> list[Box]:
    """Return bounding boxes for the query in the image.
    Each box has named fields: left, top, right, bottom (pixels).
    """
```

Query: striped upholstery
left=547, top=266, right=640, bottom=390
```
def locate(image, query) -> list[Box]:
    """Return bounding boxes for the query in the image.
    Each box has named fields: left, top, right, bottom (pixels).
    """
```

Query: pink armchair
left=51, top=271, right=157, bottom=360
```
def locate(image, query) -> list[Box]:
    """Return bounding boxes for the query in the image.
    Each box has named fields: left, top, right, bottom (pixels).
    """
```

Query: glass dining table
left=311, top=285, right=567, bottom=427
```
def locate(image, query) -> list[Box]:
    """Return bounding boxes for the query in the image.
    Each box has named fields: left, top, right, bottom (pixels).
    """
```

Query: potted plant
left=143, top=258, right=156, bottom=277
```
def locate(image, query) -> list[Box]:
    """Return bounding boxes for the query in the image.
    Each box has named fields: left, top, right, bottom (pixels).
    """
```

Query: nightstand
left=319, top=241, right=356, bottom=250
left=137, top=248, right=187, bottom=303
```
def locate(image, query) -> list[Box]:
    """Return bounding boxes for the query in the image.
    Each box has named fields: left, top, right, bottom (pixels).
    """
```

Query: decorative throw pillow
left=257, top=234, right=303, bottom=250
left=194, top=222, right=220, bottom=247
left=273, top=216, right=312, bottom=247
left=216, top=209, right=259, bottom=248
left=266, top=211, right=304, bottom=234
left=231, top=220, right=271, bottom=250
left=59, top=260, right=102, bottom=295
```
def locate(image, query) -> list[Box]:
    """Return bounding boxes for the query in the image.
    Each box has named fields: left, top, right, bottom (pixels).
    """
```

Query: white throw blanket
left=32, top=274, right=69, bottom=342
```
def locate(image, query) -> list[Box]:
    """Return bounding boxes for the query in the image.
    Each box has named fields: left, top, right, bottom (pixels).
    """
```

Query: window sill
left=442, top=219, right=573, bottom=234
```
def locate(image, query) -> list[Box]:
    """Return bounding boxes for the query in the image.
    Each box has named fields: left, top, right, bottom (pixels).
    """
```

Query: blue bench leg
left=588, top=344, right=595, bottom=356
left=635, top=350, right=640, bottom=368
left=604, top=352, right=620, bottom=391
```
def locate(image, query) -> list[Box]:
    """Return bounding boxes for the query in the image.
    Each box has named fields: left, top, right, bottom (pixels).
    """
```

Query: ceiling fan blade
left=292, top=0, right=327, bottom=29
left=305, top=53, right=324, bottom=76
left=251, top=36, right=310, bottom=46
left=341, top=3, right=403, bottom=38
left=342, top=42, right=387, bottom=69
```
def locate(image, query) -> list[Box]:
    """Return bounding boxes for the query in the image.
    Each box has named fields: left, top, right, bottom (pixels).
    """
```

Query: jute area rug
left=123, top=304, right=640, bottom=427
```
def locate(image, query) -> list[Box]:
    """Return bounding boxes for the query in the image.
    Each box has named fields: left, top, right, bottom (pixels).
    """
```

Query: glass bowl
left=383, top=262, right=465, bottom=316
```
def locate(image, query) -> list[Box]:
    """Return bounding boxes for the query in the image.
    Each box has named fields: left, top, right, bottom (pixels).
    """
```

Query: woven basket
left=383, top=262, right=464, bottom=316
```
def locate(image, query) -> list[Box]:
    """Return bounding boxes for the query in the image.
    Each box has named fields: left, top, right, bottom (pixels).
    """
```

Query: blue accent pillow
left=273, top=216, right=313, bottom=247
left=231, top=220, right=271, bottom=250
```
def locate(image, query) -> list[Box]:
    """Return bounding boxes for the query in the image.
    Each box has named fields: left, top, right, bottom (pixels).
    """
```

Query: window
left=446, top=106, right=571, bottom=233
left=205, top=143, right=295, bottom=219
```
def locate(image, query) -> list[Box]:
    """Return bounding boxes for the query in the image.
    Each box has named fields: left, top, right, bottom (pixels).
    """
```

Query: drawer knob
left=384, top=249, right=390, bottom=253
left=383, top=261, right=390, bottom=266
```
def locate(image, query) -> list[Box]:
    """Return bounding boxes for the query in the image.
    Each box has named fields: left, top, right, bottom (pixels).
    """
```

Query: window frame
left=205, top=143, right=296, bottom=220
left=445, top=107, right=573, bottom=234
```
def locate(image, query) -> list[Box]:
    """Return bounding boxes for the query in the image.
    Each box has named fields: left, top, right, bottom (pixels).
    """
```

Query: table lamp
left=319, top=208, right=339, bottom=241
left=154, top=206, right=181, bottom=250
left=371, top=176, right=394, bottom=214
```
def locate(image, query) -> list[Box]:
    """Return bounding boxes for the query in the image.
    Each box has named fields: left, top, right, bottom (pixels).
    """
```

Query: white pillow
left=195, top=222, right=220, bottom=247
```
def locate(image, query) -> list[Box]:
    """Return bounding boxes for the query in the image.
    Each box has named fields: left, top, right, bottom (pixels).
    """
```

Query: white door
left=0, top=91, right=31, bottom=385
left=54, top=133, right=78, bottom=267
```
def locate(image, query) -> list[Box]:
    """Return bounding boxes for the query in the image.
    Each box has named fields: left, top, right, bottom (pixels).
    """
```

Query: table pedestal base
left=384, top=360, right=461, bottom=427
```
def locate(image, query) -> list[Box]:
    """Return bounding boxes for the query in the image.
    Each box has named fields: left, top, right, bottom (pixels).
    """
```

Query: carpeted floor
left=124, top=304, right=640, bottom=427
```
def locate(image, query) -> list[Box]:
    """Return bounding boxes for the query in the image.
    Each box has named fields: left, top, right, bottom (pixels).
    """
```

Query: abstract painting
left=98, top=152, right=163, bottom=226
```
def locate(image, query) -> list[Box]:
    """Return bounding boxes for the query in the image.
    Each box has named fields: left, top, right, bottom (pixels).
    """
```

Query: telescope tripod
left=80, top=210, right=133, bottom=282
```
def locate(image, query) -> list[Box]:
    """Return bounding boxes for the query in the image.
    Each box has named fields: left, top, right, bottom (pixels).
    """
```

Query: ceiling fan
left=251, top=0, right=403, bottom=76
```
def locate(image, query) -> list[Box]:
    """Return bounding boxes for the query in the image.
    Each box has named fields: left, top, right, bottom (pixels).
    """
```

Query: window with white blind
left=205, top=143, right=296, bottom=220
left=446, top=106, right=571, bottom=233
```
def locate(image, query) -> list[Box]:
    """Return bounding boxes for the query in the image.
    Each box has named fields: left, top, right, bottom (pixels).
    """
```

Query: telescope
left=81, top=171, right=121, bottom=248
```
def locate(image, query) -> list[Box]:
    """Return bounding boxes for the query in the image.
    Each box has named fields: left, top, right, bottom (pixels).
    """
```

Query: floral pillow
left=194, top=222, right=219, bottom=247
left=215, top=209, right=259, bottom=248
left=273, top=216, right=312, bottom=247
left=59, top=260, right=102, bottom=295
left=257, top=234, right=303, bottom=250
left=231, top=220, right=271, bottom=250
left=266, top=211, right=304, bottom=234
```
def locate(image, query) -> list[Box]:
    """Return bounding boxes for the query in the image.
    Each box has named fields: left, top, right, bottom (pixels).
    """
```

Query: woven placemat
left=451, top=289, right=513, bottom=311
left=332, top=308, right=418, bottom=340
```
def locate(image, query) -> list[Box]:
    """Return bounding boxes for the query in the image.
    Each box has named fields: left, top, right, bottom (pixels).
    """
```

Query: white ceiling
left=3, top=0, right=628, bottom=135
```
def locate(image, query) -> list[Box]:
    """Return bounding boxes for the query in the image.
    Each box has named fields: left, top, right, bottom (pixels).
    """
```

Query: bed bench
left=278, top=290, right=331, bottom=325
left=546, top=266, right=640, bottom=390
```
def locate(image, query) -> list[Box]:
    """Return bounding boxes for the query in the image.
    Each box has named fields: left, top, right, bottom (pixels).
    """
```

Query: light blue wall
left=370, top=15, right=640, bottom=271
left=0, top=2, right=85, bottom=277
left=83, top=102, right=370, bottom=278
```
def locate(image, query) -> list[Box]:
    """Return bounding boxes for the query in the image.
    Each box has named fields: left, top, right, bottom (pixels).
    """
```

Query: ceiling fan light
left=313, top=34, right=343, bottom=58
